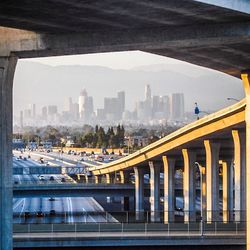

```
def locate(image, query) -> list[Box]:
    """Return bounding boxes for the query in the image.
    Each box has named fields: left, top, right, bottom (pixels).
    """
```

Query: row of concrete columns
left=133, top=134, right=246, bottom=223
left=81, top=171, right=130, bottom=184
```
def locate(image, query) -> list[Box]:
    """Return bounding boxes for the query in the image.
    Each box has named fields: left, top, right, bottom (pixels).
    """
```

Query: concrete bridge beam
left=0, top=56, right=17, bottom=250
left=182, top=149, right=196, bottom=222
left=134, top=166, right=145, bottom=220
left=232, top=129, right=246, bottom=221
left=204, top=140, right=220, bottom=222
left=149, top=161, right=160, bottom=222
left=162, top=156, right=175, bottom=223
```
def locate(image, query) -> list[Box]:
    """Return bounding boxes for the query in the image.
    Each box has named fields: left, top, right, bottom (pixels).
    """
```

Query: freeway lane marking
left=13, top=198, right=25, bottom=210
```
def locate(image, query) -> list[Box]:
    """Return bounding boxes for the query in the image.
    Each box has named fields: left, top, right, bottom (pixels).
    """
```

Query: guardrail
left=13, top=221, right=246, bottom=236
left=13, top=210, right=246, bottom=224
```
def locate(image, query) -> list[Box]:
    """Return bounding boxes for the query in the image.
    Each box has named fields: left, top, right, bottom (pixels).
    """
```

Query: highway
left=13, top=197, right=117, bottom=224
left=12, top=152, right=118, bottom=224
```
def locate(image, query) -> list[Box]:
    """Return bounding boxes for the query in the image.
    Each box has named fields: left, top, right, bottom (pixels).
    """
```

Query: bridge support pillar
left=84, top=175, right=89, bottom=183
left=106, top=174, right=111, bottom=184
left=162, top=156, right=175, bottom=223
left=120, top=170, right=130, bottom=184
left=0, top=56, right=17, bottom=250
left=134, top=167, right=144, bottom=220
left=120, top=171, right=130, bottom=211
left=182, top=149, right=196, bottom=222
left=95, top=175, right=102, bottom=184
left=232, top=129, right=246, bottom=222
left=204, top=140, right=220, bottom=222
left=220, top=160, right=233, bottom=222
left=241, top=71, right=250, bottom=250
left=149, top=161, right=160, bottom=222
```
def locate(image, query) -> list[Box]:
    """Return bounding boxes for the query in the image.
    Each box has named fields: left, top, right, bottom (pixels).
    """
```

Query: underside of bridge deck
left=0, top=0, right=250, bottom=77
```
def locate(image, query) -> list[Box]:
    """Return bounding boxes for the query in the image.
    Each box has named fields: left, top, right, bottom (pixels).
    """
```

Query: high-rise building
left=117, top=91, right=125, bottom=116
left=20, top=111, right=23, bottom=129
left=41, top=106, right=48, bottom=120
left=170, top=93, right=185, bottom=121
left=145, top=84, right=151, bottom=101
left=78, top=89, right=94, bottom=123
left=48, top=105, right=58, bottom=116
left=79, top=89, right=87, bottom=117
left=32, top=104, right=36, bottom=118
left=64, top=97, right=72, bottom=112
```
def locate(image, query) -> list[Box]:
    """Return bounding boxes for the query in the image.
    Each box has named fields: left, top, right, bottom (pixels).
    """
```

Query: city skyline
left=16, top=84, right=186, bottom=128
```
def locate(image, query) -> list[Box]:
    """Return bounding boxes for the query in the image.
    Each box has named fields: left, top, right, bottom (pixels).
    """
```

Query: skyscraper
left=117, top=91, right=125, bottom=119
left=170, top=93, right=185, bottom=121
left=145, top=84, right=151, bottom=101
left=64, top=97, right=73, bottom=112
left=79, top=89, right=87, bottom=117
left=41, top=106, right=48, bottom=120
left=78, top=89, right=94, bottom=123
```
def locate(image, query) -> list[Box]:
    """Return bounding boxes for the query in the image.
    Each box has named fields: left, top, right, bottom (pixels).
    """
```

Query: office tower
left=32, top=104, right=36, bottom=118
left=79, top=89, right=87, bottom=117
left=41, top=106, right=47, bottom=120
left=104, top=97, right=118, bottom=120
left=145, top=84, right=151, bottom=101
left=72, top=103, right=79, bottom=120
left=20, top=111, right=23, bottom=129
left=64, top=97, right=72, bottom=112
left=48, top=105, right=58, bottom=116
left=117, top=91, right=125, bottom=114
left=78, top=89, right=94, bottom=123
left=170, top=93, right=185, bottom=121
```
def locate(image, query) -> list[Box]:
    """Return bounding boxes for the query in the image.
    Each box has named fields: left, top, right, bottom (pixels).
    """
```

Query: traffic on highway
left=12, top=149, right=120, bottom=224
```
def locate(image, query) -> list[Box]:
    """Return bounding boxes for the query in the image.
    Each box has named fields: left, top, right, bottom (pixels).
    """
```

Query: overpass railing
left=13, top=221, right=246, bottom=236
left=13, top=210, right=246, bottom=224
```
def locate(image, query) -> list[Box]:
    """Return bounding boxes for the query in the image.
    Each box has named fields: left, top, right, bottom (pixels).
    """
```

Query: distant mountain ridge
left=13, top=61, right=243, bottom=116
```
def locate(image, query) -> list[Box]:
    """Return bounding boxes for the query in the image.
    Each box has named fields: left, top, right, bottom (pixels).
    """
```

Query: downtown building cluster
left=17, top=85, right=185, bottom=128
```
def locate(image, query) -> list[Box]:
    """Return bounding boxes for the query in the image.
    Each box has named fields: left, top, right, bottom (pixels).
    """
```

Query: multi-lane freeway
left=13, top=151, right=118, bottom=224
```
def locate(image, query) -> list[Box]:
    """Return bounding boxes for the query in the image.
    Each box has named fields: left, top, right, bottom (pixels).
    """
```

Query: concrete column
left=232, top=129, right=246, bottom=221
left=134, top=166, right=144, bottom=220
left=182, top=149, right=196, bottom=222
left=106, top=173, right=111, bottom=184
left=149, top=161, right=160, bottom=222
left=120, top=170, right=130, bottom=184
left=83, top=175, right=89, bottom=183
left=162, top=156, right=175, bottom=223
left=241, top=71, right=250, bottom=250
left=120, top=170, right=130, bottom=211
left=204, top=140, right=220, bottom=222
left=220, top=160, right=233, bottom=222
left=95, top=175, right=102, bottom=184
left=0, top=56, right=17, bottom=250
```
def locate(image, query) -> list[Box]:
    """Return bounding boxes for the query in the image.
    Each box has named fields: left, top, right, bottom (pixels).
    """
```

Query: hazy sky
left=15, top=50, right=243, bottom=117
left=24, top=50, right=214, bottom=71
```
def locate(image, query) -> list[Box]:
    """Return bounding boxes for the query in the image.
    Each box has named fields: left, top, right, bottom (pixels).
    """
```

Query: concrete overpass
left=1, top=1, right=250, bottom=250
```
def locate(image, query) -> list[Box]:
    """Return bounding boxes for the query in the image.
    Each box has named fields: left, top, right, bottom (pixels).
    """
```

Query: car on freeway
left=24, top=212, right=30, bottom=218
left=49, top=210, right=56, bottom=216
left=36, top=211, right=44, bottom=217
